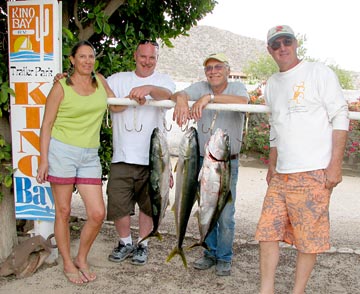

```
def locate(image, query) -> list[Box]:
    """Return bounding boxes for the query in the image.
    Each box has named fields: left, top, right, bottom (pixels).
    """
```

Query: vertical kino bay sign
left=8, top=0, right=61, bottom=220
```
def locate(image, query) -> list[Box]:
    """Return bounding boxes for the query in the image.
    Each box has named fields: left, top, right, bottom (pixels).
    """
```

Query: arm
left=325, top=130, right=348, bottom=189
left=128, top=85, right=172, bottom=105
left=191, top=93, right=249, bottom=121
left=36, top=82, right=64, bottom=183
left=207, top=93, right=248, bottom=104
left=171, top=90, right=191, bottom=127
left=97, top=73, right=128, bottom=113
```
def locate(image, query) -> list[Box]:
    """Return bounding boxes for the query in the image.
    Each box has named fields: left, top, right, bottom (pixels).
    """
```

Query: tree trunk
left=0, top=116, right=17, bottom=262
left=0, top=168, right=17, bottom=262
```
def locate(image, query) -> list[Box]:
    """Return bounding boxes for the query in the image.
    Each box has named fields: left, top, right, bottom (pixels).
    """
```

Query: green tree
left=329, top=65, right=354, bottom=90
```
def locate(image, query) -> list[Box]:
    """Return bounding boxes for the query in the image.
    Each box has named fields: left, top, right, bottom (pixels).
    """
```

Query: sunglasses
left=270, top=37, right=294, bottom=51
left=204, top=64, right=228, bottom=73
left=138, top=39, right=159, bottom=48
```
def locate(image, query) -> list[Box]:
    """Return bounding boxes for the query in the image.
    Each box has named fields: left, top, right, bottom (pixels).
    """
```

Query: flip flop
left=63, top=270, right=88, bottom=284
left=77, top=267, right=97, bottom=282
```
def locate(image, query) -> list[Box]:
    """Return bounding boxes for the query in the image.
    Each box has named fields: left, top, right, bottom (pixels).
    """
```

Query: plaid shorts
left=255, top=170, right=332, bottom=253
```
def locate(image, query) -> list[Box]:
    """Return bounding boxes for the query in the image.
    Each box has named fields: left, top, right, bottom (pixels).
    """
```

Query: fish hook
left=135, top=124, right=143, bottom=132
left=163, top=120, right=172, bottom=132
left=125, top=123, right=143, bottom=132
left=125, top=107, right=143, bottom=132
left=201, top=111, right=218, bottom=135
left=181, top=120, right=189, bottom=132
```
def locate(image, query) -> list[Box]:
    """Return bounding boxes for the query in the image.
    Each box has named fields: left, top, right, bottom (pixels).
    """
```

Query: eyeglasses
left=138, top=39, right=159, bottom=48
left=270, top=37, right=294, bottom=51
left=204, top=64, right=227, bottom=73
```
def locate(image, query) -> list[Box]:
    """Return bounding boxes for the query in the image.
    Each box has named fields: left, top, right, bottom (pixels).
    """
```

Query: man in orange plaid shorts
left=255, top=25, right=349, bottom=294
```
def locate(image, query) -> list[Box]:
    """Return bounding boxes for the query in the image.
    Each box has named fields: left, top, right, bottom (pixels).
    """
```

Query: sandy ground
left=0, top=158, right=359, bottom=294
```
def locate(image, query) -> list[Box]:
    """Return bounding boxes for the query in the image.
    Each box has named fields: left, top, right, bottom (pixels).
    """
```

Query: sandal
left=73, top=259, right=97, bottom=282
left=77, top=267, right=96, bottom=282
left=63, top=270, right=88, bottom=284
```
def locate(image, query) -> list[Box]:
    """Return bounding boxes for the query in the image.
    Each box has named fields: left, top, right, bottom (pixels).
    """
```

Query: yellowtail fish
left=166, top=127, right=200, bottom=268
left=141, top=128, right=172, bottom=242
left=189, top=128, right=231, bottom=250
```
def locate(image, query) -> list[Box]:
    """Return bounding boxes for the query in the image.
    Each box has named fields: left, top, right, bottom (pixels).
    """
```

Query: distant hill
left=156, top=25, right=360, bottom=89
left=156, top=25, right=267, bottom=82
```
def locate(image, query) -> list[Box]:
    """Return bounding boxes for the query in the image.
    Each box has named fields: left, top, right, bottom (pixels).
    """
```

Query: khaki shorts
left=106, top=162, right=152, bottom=221
left=255, top=170, right=331, bottom=253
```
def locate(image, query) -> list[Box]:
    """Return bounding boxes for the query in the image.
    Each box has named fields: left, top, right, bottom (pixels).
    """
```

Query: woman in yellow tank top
left=36, top=41, right=115, bottom=284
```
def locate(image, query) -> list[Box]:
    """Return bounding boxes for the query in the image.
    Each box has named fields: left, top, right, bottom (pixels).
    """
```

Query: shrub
left=241, top=86, right=270, bottom=164
left=345, top=99, right=360, bottom=163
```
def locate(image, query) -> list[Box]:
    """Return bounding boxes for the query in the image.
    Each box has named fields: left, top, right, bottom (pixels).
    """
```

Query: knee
left=89, top=208, right=105, bottom=225
left=55, top=205, right=71, bottom=222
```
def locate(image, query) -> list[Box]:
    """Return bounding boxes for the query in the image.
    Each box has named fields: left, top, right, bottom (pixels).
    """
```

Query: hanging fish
left=141, top=127, right=172, bottom=242
left=166, top=127, right=200, bottom=268
left=189, top=128, right=232, bottom=250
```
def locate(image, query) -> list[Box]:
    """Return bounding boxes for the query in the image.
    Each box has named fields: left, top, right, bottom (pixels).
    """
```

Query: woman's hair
left=66, top=40, right=98, bottom=88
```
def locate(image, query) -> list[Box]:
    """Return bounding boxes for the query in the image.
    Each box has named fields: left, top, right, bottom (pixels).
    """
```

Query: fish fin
left=166, top=247, right=188, bottom=268
left=174, top=161, right=178, bottom=172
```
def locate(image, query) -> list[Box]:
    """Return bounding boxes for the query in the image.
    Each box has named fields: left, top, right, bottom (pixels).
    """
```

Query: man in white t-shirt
left=107, top=40, right=175, bottom=266
left=255, top=25, right=349, bottom=293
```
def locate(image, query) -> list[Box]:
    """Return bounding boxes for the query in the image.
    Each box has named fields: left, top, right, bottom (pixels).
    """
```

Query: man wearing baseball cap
left=266, top=25, right=296, bottom=45
left=255, top=25, right=349, bottom=293
left=171, top=53, right=249, bottom=276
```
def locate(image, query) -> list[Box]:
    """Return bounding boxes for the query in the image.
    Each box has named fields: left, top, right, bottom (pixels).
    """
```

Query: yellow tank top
left=51, top=76, right=107, bottom=148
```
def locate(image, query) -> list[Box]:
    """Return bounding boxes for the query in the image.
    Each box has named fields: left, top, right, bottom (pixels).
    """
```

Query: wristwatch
left=209, top=94, right=215, bottom=103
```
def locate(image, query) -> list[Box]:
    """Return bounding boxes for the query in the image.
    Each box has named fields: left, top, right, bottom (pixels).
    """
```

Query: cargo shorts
left=106, top=162, right=152, bottom=221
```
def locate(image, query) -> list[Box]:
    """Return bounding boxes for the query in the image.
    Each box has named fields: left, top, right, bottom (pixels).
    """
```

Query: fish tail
left=186, top=243, right=200, bottom=250
left=154, top=231, right=163, bottom=241
left=187, top=241, right=209, bottom=251
left=139, top=231, right=162, bottom=243
left=166, top=247, right=188, bottom=268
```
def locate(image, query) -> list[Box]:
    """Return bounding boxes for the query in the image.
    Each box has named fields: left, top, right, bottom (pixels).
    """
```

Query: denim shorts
left=47, top=138, right=102, bottom=185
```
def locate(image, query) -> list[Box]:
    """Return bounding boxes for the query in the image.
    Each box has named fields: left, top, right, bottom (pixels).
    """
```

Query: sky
left=198, top=0, right=359, bottom=72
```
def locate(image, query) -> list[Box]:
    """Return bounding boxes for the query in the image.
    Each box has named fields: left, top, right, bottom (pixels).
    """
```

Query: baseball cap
left=267, top=25, right=296, bottom=45
left=203, top=53, right=229, bottom=66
